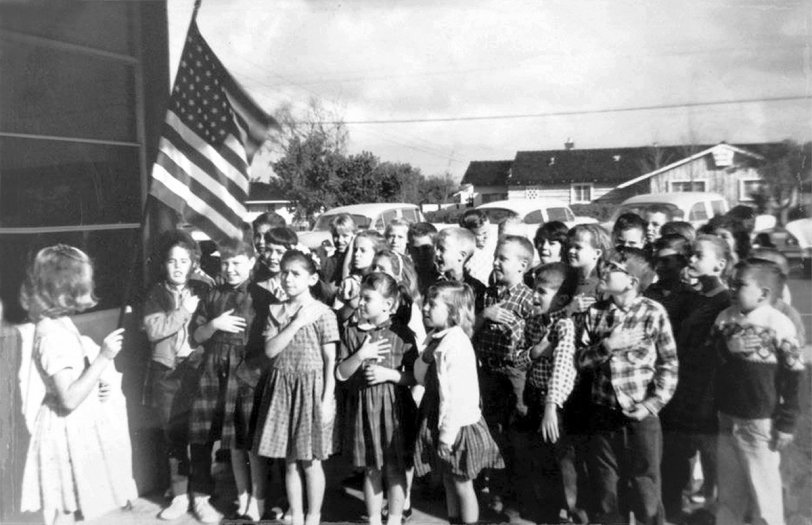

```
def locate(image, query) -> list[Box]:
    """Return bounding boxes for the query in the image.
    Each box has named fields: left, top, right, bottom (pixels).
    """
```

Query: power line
left=323, top=95, right=809, bottom=125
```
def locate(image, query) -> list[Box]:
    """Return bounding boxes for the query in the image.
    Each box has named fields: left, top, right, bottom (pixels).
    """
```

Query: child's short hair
left=385, top=218, right=411, bottom=235
left=458, top=209, right=489, bottom=230
left=361, top=272, right=401, bottom=304
left=329, top=213, right=358, bottom=235
left=660, top=221, right=696, bottom=243
left=498, top=235, right=535, bottom=265
left=613, top=213, right=647, bottom=235
left=604, top=247, right=656, bottom=291
left=264, top=227, right=299, bottom=249
left=735, top=259, right=785, bottom=302
left=645, top=204, right=674, bottom=221
left=426, top=280, right=475, bottom=338
left=693, top=234, right=733, bottom=278
left=497, top=215, right=524, bottom=237
left=252, top=211, right=286, bottom=230
left=568, top=223, right=612, bottom=254
left=534, top=221, right=568, bottom=248
left=408, top=222, right=438, bottom=243
left=20, top=244, right=98, bottom=321
left=534, top=262, right=568, bottom=290
left=219, top=236, right=255, bottom=260
left=749, top=247, right=790, bottom=277
left=280, top=250, right=318, bottom=275
left=653, top=233, right=690, bottom=258
left=436, top=227, right=477, bottom=262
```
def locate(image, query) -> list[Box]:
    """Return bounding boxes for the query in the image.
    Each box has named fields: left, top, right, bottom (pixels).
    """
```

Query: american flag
left=149, top=20, right=275, bottom=243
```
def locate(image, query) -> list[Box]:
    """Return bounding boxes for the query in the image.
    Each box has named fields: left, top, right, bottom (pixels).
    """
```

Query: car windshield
left=312, top=213, right=372, bottom=231
left=612, top=203, right=683, bottom=221
left=479, top=208, right=519, bottom=223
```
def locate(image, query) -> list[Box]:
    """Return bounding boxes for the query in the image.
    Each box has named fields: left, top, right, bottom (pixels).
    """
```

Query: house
left=246, top=182, right=294, bottom=223
left=460, top=160, right=513, bottom=204
left=461, top=142, right=776, bottom=207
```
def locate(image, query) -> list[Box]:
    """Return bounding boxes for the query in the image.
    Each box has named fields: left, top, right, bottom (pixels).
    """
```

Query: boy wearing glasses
left=577, top=247, right=678, bottom=525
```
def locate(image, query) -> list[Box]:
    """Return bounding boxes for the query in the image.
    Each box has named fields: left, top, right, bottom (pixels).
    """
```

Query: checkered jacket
left=515, top=308, right=577, bottom=408
left=577, top=296, right=678, bottom=414
left=473, top=282, right=535, bottom=364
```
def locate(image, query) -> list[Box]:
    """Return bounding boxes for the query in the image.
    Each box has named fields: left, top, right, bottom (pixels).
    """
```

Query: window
left=670, top=180, right=707, bottom=192
left=525, top=186, right=542, bottom=200
left=523, top=210, right=544, bottom=224
left=0, top=7, right=147, bottom=322
left=547, top=207, right=572, bottom=222
left=689, top=202, right=709, bottom=221
left=571, top=183, right=592, bottom=204
left=739, top=178, right=762, bottom=202
left=401, top=208, right=418, bottom=223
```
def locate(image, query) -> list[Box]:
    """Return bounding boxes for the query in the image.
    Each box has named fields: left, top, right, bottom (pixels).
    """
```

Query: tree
left=754, top=140, right=811, bottom=223
left=418, top=172, right=458, bottom=205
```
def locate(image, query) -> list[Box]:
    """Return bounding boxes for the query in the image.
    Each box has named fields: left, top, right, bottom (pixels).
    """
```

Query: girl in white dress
left=19, top=245, right=127, bottom=525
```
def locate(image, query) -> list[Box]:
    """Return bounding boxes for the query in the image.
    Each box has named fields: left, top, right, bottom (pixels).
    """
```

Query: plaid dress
left=188, top=280, right=271, bottom=449
left=253, top=300, right=340, bottom=460
left=340, top=320, right=418, bottom=470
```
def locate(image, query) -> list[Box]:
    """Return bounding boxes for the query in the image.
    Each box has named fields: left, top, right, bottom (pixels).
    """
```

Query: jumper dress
left=341, top=320, right=418, bottom=470
left=253, top=301, right=340, bottom=460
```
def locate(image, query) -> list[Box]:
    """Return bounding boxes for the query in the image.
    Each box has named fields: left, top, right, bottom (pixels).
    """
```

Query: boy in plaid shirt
left=577, top=247, right=678, bottom=525
left=514, top=262, right=579, bottom=523
left=472, top=235, right=536, bottom=510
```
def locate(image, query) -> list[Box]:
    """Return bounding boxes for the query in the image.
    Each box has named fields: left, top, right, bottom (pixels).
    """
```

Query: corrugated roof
left=461, top=160, right=513, bottom=186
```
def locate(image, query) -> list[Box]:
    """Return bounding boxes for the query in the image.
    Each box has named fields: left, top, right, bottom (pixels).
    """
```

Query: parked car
left=785, top=217, right=812, bottom=278
left=298, top=203, right=425, bottom=250
left=476, top=199, right=597, bottom=229
left=603, top=192, right=729, bottom=230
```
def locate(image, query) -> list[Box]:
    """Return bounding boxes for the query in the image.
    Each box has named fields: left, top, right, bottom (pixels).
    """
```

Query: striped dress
left=340, top=320, right=418, bottom=470
left=253, top=301, right=340, bottom=460
left=413, top=327, right=504, bottom=481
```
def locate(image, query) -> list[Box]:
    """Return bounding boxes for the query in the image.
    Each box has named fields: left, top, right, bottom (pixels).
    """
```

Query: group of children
left=18, top=203, right=805, bottom=525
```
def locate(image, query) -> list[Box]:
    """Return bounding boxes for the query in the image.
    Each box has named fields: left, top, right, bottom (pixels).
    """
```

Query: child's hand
left=340, top=277, right=361, bottom=302
left=100, top=328, right=125, bottom=360
left=438, top=442, right=453, bottom=458
left=604, top=324, right=646, bottom=352
left=622, top=403, right=650, bottom=421
left=292, top=302, right=323, bottom=327
left=530, top=335, right=552, bottom=360
left=482, top=304, right=518, bottom=325
left=181, top=290, right=200, bottom=313
left=540, top=403, right=559, bottom=443
left=771, top=429, right=794, bottom=451
left=364, top=363, right=396, bottom=385
left=98, top=380, right=112, bottom=403
left=211, top=309, right=247, bottom=333
left=356, top=335, right=392, bottom=362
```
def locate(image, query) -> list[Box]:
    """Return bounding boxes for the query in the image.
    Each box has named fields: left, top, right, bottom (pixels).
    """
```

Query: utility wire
left=319, top=95, right=809, bottom=125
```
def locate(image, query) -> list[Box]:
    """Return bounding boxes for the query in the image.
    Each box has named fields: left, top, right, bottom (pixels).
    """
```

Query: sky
left=168, top=0, right=811, bottom=182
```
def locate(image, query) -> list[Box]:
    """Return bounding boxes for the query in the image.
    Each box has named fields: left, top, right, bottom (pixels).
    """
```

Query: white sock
left=386, top=514, right=402, bottom=525
left=237, top=493, right=249, bottom=515
left=368, top=514, right=383, bottom=525
left=291, top=513, right=305, bottom=525
left=305, top=512, right=321, bottom=525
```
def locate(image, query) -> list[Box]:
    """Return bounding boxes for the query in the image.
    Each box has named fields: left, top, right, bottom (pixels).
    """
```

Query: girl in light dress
left=413, top=281, right=504, bottom=525
left=19, top=244, right=130, bottom=525
left=253, top=250, right=340, bottom=525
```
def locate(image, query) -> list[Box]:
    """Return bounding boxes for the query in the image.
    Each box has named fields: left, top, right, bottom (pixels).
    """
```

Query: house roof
left=247, top=181, right=288, bottom=202
left=509, top=145, right=714, bottom=186
left=461, top=160, right=513, bottom=186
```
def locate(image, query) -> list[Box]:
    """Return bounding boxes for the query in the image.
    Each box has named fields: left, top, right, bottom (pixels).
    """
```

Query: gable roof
left=509, top=145, right=712, bottom=185
left=616, top=143, right=765, bottom=189
left=461, top=160, right=513, bottom=186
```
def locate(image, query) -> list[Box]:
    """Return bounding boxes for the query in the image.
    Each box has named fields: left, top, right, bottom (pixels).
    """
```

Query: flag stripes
left=148, top=20, right=275, bottom=244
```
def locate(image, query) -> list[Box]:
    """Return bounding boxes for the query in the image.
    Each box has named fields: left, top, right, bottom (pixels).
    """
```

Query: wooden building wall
left=508, top=183, right=615, bottom=204
left=647, top=155, right=763, bottom=206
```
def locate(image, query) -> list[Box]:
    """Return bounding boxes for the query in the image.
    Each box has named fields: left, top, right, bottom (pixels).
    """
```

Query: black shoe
left=402, top=507, right=413, bottom=522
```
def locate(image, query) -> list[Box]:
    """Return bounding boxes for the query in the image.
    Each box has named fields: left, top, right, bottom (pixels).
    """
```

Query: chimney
left=564, top=137, right=574, bottom=150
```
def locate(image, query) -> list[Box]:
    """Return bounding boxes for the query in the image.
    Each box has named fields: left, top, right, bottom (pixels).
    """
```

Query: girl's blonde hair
left=20, top=244, right=97, bottom=321
left=426, top=281, right=475, bottom=338
left=568, top=223, right=612, bottom=255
